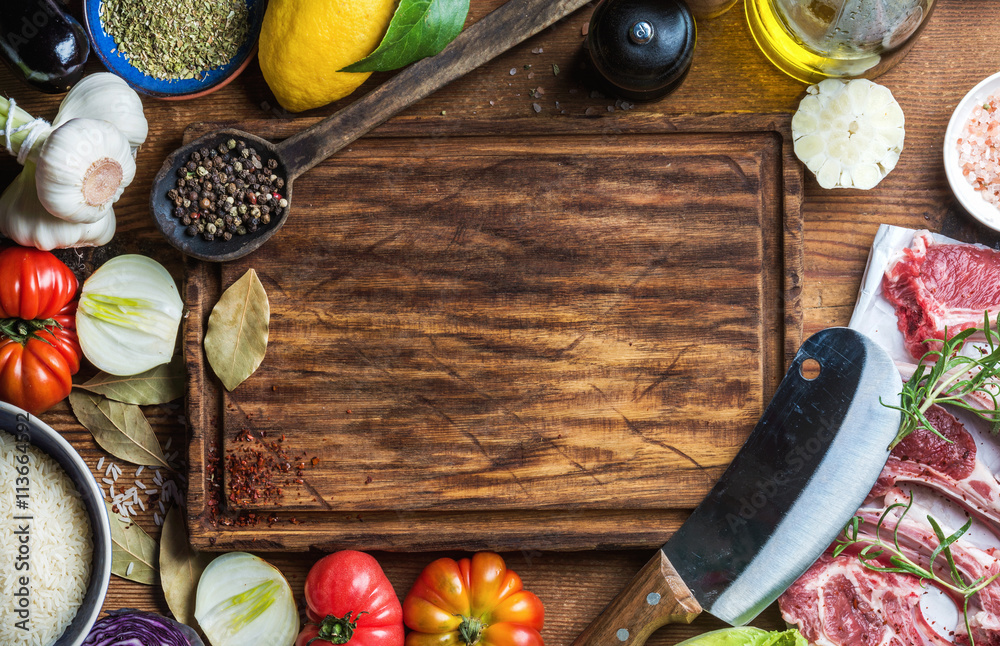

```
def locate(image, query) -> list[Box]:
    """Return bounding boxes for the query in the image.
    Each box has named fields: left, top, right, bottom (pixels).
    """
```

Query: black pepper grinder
left=586, top=0, right=696, bottom=102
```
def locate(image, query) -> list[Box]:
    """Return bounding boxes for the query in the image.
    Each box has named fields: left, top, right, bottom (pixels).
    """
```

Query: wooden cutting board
left=183, top=114, right=803, bottom=552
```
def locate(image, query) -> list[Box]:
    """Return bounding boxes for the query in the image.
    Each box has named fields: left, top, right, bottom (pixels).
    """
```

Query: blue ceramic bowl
left=0, top=402, right=112, bottom=646
left=82, top=0, right=266, bottom=99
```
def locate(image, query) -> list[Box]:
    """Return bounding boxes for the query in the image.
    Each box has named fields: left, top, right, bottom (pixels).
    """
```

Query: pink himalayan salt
left=958, top=92, right=1000, bottom=209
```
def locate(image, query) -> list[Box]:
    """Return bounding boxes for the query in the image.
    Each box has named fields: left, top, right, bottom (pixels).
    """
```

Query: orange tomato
left=403, top=552, right=545, bottom=646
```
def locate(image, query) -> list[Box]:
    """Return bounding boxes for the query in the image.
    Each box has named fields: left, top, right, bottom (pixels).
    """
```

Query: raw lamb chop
left=781, top=491, right=1000, bottom=646
left=854, top=492, right=1000, bottom=646
left=882, top=230, right=1000, bottom=359
left=780, top=553, right=950, bottom=646
left=871, top=405, right=1000, bottom=538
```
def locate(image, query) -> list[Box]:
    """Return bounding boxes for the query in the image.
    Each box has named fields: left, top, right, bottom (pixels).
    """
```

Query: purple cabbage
left=82, top=609, right=205, bottom=646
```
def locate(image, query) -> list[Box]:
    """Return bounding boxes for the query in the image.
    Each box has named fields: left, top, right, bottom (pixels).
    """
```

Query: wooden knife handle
left=571, top=550, right=702, bottom=646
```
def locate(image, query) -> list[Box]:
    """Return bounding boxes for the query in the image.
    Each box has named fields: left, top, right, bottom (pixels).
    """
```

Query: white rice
left=0, top=430, right=93, bottom=646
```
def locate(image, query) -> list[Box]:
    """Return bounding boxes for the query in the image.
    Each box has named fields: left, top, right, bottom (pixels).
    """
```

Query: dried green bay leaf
left=69, top=391, right=169, bottom=468
left=105, top=500, right=159, bottom=585
left=205, top=268, right=269, bottom=391
left=75, top=354, right=186, bottom=405
left=160, top=506, right=214, bottom=627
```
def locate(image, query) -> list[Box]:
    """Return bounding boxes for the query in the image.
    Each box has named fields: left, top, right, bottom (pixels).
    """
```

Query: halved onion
left=76, top=255, right=183, bottom=376
left=195, top=552, right=298, bottom=646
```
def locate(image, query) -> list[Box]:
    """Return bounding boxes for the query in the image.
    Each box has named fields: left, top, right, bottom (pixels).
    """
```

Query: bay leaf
left=205, top=269, right=269, bottom=392
left=340, top=0, right=470, bottom=73
left=75, top=354, right=186, bottom=405
left=105, top=500, right=159, bottom=585
left=69, top=391, right=170, bottom=468
left=160, top=506, right=214, bottom=627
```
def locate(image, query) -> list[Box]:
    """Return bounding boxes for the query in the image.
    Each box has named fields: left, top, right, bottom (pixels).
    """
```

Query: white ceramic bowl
left=0, top=402, right=112, bottom=646
left=945, top=70, right=1000, bottom=231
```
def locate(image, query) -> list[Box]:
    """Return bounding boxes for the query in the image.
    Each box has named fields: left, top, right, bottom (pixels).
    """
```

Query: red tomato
left=403, top=552, right=545, bottom=646
left=0, top=246, right=79, bottom=320
left=297, top=550, right=404, bottom=646
left=0, top=247, right=80, bottom=414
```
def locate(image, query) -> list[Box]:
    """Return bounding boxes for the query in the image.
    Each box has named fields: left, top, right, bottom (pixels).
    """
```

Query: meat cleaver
left=572, top=327, right=901, bottom=645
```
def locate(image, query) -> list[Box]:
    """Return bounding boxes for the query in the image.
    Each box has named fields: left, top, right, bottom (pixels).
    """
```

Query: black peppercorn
left=170, top=138, right=281, bottom=244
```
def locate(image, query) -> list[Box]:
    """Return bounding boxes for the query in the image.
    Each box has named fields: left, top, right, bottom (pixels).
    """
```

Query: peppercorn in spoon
left=151, top=0, right=593, bottom=263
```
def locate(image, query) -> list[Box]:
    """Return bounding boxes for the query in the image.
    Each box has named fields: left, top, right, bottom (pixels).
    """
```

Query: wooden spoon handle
left=277, top=0, right=593, bottom=179
left=571, top=550, right=702, bottom=646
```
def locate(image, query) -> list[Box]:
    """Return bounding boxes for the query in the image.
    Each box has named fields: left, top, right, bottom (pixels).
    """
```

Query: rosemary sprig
left=834, top=493, right=1000, bottom=646
left=883, top=312, right=1000, bottom=449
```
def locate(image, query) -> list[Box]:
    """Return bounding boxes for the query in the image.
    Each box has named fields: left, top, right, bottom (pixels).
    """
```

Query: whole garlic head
left=34, top=118, right=136, bottom=224
left=53, top=73, right=148, bottom=155
left=0, top=162, right=116, bottom=250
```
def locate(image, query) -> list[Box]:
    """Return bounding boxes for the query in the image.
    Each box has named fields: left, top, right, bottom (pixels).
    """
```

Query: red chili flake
left=311, top=457, right=319, bottom=466
left=273, top=192, right=282, bottom=200
left=191, top=212, right=201, bottom=220
left=365, top=475, right=373, bottom=484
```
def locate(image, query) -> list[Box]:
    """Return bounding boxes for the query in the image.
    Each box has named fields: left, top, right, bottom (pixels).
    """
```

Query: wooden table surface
left=4, top=1, right=997, bottom=644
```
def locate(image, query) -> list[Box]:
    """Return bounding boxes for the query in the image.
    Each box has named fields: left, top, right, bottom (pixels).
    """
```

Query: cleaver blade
left=572, top=327, right=901, bottom=645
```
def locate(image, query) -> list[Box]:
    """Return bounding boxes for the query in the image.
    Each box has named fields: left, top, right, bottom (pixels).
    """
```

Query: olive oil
left=745, top=0, right=936, bottom=84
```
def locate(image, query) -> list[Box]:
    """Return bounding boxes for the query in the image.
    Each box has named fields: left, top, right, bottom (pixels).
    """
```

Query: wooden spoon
left=151, top=0, right=594, bottom=263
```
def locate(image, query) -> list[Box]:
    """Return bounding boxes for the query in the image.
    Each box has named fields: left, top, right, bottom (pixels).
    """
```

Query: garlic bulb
left=0, top=163, right=115, bottom=250
left=53, top=73, right=148, bottom=154
left=791, top=79, right=905, bottom=190
left=34, top=118, right=135, bottom=224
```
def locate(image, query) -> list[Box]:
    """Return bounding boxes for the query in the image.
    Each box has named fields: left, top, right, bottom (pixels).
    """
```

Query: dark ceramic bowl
left=82, top=0, right=266, bottom=99
left=0, top=402, right=112, bottom=646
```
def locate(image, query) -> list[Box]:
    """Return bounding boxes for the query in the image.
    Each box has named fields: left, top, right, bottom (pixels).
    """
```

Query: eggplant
left=0, top=0, right=90, bottom=93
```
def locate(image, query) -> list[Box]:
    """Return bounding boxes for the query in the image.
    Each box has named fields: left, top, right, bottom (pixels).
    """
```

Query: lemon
left=259, top=0, right=397, bottom=113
